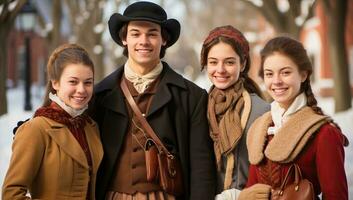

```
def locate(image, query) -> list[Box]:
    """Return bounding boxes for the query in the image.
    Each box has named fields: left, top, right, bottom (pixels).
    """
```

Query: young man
left=89, top=1, right=216, bottom=200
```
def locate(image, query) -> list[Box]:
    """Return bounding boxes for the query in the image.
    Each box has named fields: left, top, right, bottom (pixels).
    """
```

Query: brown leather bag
left=157, top=150, right=184, bottom=195
left=144, top=139, right=159, bottom=181
left=121, top=79, right=184, bottom=196
left=271, top=164, right=315, bottom=200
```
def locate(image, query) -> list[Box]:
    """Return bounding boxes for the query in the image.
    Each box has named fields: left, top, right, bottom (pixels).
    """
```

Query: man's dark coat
left=88, top=62, right=216, bottom=200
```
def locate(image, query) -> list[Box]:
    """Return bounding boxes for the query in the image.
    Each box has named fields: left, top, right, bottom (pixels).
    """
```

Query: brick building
left=301, top=1, right=353, bottom=96
left=7, top=29, right=47, bottom=88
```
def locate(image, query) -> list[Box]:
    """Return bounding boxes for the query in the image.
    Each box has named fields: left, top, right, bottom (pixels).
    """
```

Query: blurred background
left=0, top=0, right=352, bottom=198
left=1, top=0, right=353, bottom=113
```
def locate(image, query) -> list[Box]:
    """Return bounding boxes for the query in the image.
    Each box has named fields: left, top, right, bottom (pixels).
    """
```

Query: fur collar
left=247, top=106, right=331, bottom=164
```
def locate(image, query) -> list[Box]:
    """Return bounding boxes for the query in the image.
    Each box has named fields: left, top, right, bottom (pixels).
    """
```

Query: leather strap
left=279, top=164, right=302, bottom=191
left=120, top=78, right=172, bottom=156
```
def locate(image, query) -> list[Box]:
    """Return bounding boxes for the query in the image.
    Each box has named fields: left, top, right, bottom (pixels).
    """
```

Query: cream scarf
left=208, top=79, right=252, bottom=189
left=268, top=93, right=307, bottom=135
left=124, top=62, right=163, bottom=93
left=49, top=92, right=88, bottom=117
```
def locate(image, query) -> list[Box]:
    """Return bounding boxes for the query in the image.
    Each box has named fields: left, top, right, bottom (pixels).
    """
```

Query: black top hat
left=108, top=1, right=181, bottom=47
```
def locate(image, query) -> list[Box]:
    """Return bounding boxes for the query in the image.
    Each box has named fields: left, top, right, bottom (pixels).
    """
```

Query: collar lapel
left=99, top=68, right=128, bottom=117
left=102, top=86, right=128, bottom=116
left=148, top=82, right=171, bottom=117
left=147, top=63, right=185, bottom=117
left=265, top=107, right=330, bottom=163
left=45, top=120, right=89, bottom=168
left=247, top=112, right=272, bottom=165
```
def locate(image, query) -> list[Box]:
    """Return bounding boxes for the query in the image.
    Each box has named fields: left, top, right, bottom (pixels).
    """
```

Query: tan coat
left=2, top=116, right=103, bottom=200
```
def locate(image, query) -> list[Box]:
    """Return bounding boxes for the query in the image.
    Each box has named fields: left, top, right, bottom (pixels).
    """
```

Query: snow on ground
left=0, top=86, right=43, bottom=189
left=1, top=85, right=352, bottom=198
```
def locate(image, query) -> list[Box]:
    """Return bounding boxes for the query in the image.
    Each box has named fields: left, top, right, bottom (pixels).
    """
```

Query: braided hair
left=259, top=36, right=324, bottom=115
left=42, top=44, right=94, bottom=106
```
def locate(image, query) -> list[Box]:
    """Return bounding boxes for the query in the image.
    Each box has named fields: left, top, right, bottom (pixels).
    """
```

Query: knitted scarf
left=208, top=79, right=245, bottom=189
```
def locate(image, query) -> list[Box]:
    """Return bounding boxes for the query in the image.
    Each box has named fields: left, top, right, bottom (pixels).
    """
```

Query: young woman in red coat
left=238, top=36, right=349, bottom=200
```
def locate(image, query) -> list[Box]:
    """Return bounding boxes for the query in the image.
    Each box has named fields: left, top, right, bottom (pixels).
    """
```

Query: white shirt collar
left=49, top=92, right=88, bottom=118
left=268, top=93, right=307, bottom=135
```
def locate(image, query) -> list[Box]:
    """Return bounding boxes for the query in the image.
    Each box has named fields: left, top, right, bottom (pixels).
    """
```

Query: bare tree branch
left=0, top=0, right=27, bottom=22
left=303, top=0, right=317, bottom=24
left=242, top=0, right=287, bottom=33
left=240, top=0, right=316, bottom=38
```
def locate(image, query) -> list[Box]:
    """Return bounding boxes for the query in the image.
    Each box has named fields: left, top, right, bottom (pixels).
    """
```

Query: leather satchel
left=144, top=139, right=159, bottom=182
left=271, top=164, right=315, bottom=200
left=157, top=149, right=184, bottom=195
left=121, top=79, right=184, bottom=196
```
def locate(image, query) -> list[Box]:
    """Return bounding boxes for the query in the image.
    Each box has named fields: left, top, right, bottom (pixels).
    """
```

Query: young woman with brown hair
left=200, top=25, right=271, bottom=200
left=2, top=44, right=103, bottom=200
left=242, top=36, right=348, bottom=200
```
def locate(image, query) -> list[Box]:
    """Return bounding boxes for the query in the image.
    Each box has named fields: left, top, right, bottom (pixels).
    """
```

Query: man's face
left=122, top=21, right=166, bottom=73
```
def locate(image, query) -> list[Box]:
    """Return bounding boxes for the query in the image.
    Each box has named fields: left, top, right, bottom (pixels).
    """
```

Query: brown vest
left=109, top=76, right=162, bottom=194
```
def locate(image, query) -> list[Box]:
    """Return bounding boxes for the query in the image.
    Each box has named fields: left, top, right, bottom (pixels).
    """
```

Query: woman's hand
left=215, top=188, right=239, bottom=200
left=238, top=184, right=271, bottom=200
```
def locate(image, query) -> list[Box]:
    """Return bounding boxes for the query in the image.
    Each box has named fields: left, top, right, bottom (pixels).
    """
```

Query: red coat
left=246, top=123, right=348, bottom=200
